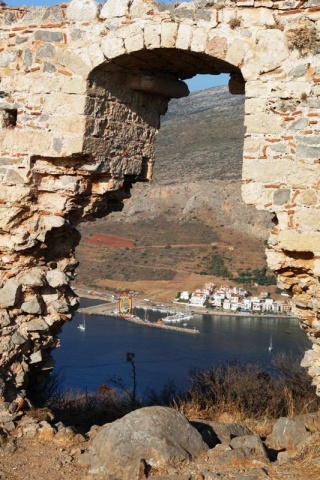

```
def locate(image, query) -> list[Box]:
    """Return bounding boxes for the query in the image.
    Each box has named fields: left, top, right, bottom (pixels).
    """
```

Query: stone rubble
left=80, top=406, right=320, bottom=479
left=0, top=403, right=320, bottom=479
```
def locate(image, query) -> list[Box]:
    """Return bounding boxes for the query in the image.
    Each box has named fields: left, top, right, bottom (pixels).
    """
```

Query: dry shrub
left=179, top=354, right=320, bottom=422
left=272, top=352, right=319, bottom=415
left=185, top=361, right=277, bottom=420
left=44, top=386, right=138, bottom=432
left=289, top=432, right=320, bottom=478
left=286, top=25, right=319, bottom=56
left=229, top=17, right=241, bottom=30
left=43, top=353, right=320, bottom=431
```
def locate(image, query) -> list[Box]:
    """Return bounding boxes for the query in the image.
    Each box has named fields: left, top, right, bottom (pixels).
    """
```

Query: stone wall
left=0, top=0, right=319, bottom=401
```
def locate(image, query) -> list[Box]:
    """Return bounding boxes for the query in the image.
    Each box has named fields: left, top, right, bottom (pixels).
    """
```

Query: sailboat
left=144, top=308, right=151, bottom=323
left=78, top=313, right=86, bottom=331
left=268, top=335, right=273, bottom=352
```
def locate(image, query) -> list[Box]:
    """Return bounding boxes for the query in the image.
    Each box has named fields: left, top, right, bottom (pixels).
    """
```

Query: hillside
left=76, top=86, right=273, bottom=298
left=155, top=85, right=245, bottom=184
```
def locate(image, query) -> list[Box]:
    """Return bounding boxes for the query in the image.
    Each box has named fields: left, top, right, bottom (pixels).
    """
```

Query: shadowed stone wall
left=0, top=0, right=319, bottom=402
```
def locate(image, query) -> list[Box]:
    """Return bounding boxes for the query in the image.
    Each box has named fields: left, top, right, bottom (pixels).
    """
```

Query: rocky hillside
left=77, top=86, right=273, bottom=289
left=101, top=86, right=270, bottom=233
left=155, top=85, right=246, bottom=184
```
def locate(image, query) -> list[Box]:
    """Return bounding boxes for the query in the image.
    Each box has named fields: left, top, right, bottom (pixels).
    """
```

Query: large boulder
left=265, top=417, right=310, bottom=451
left=87, top=406, right=209, bottom=480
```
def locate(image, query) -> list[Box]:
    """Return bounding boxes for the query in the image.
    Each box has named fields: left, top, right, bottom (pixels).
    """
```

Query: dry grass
left=286, top=24, right=319, bottom=56
left=174, top=353, right=320, bottom=423
left=229, top=17, right=241, bottom=30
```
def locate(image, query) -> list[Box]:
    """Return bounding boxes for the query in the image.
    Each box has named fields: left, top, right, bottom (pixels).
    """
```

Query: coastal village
left=176, top=283, right=292, bottom=315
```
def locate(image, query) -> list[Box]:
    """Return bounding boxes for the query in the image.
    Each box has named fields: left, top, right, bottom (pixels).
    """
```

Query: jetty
left=78, top=304, right=200, bottom=335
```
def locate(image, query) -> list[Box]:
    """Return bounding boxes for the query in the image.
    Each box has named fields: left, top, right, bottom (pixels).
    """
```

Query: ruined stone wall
left=0, top=0, right=319, bottom=403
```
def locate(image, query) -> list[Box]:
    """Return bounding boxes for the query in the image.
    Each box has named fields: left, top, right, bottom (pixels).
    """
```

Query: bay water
left=52, top=299, right=310, bottom=397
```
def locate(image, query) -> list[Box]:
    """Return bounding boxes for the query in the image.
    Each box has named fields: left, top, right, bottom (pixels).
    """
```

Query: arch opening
left=53, top=49, right=283, bottom=396
left=83, top=49, right=244, bottom=189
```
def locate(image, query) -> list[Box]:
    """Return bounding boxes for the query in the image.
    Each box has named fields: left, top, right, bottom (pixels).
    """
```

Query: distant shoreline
left=75, top=286, right=296, bottom=321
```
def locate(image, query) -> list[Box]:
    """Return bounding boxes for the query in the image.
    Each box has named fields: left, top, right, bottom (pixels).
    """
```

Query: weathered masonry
left=0, top=0, right=319, bottom=401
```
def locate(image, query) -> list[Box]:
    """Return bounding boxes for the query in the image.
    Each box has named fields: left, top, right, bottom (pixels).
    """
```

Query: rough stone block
left=124, top=24, right=144, bottom=53
left=191, top=27, right=208, bottom=53
left=0, top=50, right=17, bottom=67
left=45, top=115, right=86, bottom=135
left=296, top=144, right=320, bottom=160
left=29, top=350, right=42, bottom=364
left=130, top=0, right=156, bottom=17
left=161, top=21, right=178, bottom=48
left=66, top=0, right=99, bottom=21
left=314, top=260, right=320, bottom=276
left=244, top=113, right=282, bottom=135
left=46, top=270, right=68, bottom=288
left=241, top=7, right=274, bottom=26
left=57, top=51, right=91, bottom=76
left=144, top=23, right=161, bottom=49
left=100, top=0, right=129, bottom=19
left=0, top=279, right=21, bottom=309
left=273, top=188, right=291, bottom=205
left=278, top=231, right=320, bottom=252
left=34, top=31, right=63, bottom=43
left=60, top=135, right=84, bottom=157
left=25, top=318, right=49, bottom=332
left=36, top=44, right=56, bottom=59
left=294, top=209, right=320, bottom=233
left=43, top=93, right=86, bottom=116
left=18, top=271, right=45, bottom=287
left=21, top=298, right=43, bottom=315
left=175, top=23, right=193, bottom=50
left=101, top=34, right=126, bottom=59
left=87, top=43, right=105, bottom=70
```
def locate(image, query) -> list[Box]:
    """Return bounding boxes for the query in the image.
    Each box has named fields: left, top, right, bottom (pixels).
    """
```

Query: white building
left=212, top=297, right=222, bottom=308
left=241, top=298, right=252, bottom=311
left=262, top=298, right=273, bottom=312
left=179, top=291, right=190, bottom=301
left=190, top=291, right=207, bottom=307
left=223, top=299, right=231, bottom=310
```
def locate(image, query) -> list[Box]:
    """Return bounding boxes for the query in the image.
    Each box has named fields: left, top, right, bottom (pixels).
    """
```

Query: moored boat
left=162, top=312, right=193, bottom=323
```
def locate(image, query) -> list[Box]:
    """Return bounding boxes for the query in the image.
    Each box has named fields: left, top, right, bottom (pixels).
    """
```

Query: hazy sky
left=6, top=0, right=229, bottom=92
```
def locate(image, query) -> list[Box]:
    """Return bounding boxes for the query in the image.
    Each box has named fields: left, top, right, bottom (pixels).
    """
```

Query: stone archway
left=0, top=0, right=319, bottom=403
left=84, top=48, right=244, bottom=189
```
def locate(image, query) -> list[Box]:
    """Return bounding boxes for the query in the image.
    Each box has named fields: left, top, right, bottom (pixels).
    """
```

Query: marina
left=78, top=301, right=199, bottom=334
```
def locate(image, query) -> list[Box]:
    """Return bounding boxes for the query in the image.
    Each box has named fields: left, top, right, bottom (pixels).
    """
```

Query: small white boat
left=268, top=336, right=273, bottom=352
left=78, top=314, right=86, bottom=331
left=162, top=312, right=193, bottom=323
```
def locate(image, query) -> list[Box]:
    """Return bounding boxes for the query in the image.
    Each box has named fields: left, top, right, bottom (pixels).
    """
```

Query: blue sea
left=52, top=299, right=310, bottom=397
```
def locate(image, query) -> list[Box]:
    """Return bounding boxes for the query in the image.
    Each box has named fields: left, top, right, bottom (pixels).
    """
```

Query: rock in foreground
left=87, top=406, right=209, bottom=480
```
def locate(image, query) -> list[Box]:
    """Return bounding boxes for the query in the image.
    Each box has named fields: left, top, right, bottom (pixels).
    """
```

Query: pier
left=78, top=304, right=200, bottom=335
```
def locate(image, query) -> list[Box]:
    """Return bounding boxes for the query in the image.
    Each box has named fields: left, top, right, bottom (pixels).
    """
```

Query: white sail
left=78, top=313, right=86, bottom=331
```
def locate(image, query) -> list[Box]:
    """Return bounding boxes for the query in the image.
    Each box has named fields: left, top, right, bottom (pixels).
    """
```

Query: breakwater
left=78, top=305, right=200, bottom=335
